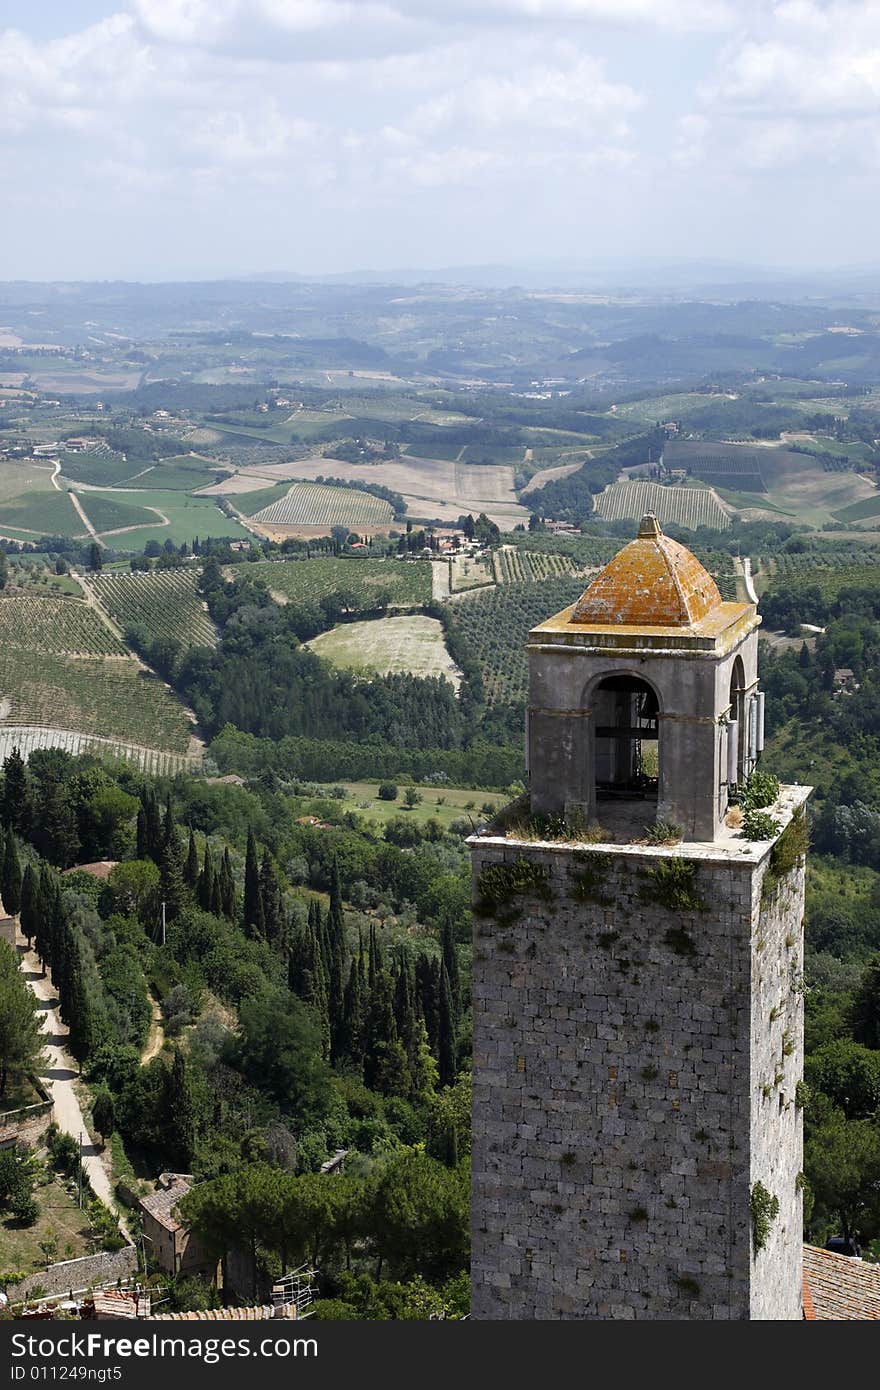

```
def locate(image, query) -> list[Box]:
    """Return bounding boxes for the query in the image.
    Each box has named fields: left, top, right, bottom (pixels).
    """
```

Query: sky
left=2, top=0, right=879, bottom=281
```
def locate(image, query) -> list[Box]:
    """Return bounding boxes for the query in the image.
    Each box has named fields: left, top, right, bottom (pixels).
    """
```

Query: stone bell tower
left=470, top=516, right=809, bottom=1320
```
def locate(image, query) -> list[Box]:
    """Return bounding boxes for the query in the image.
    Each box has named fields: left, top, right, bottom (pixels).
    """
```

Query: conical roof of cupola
left=571, top=513, right=723, bottom=629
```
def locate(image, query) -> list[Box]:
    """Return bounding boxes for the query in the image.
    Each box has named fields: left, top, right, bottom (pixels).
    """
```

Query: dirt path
left=15, top=927, right=127, bottom=1234
left=141, top=995, right=165, bottom=1066
left=431, top=559, right=451, bottom=600
left=68, top=491, right=104, bottom=546
left=99, top=506, right=170, bottom=536
left=70, top=570, right=126, bottom=644
left=742, top=555, right=758, bottom=604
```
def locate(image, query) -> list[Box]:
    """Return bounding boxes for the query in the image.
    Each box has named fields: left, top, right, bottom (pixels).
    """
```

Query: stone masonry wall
left=8, top=1247, right=138, bottom=1302
left=749, top=853, right=806, bottom=1320
left=0, top=1098, right=53, bottom=1150
left=470, top=830, right=805, bottom=1321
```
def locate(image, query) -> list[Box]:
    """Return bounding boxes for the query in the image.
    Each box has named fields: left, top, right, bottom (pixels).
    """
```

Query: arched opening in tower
left=593, top=674, right=659, bottom=807
left=728, top=655, right=746, bottom=788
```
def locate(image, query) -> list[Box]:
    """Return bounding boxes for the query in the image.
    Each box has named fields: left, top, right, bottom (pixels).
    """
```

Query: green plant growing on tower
left=740, top=809, right=781, bottom=841
left=761, top=807, right=809, bottom=904
left=644, top=819, right=682, bottom=845
left=642, top=857, right=705, bottom=912
left=743, top=770, right=780, bottom=812
left=750, top=1181, right=779, bottom=1253
left=474, top=856, right=552, bottom=920
left=566, top=850, right=611, bottom=904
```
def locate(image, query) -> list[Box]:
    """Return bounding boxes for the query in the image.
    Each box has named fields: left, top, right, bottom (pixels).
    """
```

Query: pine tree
left=184, top=829, right=199, bottom=889
left=2, top=749, right=32, bottom=840
left=2, top=833, right=22, bottom=917
left=437, top=960, right=456, bottom=1088
left=19, top=864, right=40, bottom=948
left=243, top=829, right=264, bottom=937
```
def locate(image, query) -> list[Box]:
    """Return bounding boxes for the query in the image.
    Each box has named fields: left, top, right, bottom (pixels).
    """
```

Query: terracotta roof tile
left=570, top=513, right=722, bottom=629
left=803, top=1244, right=880, bottom=1319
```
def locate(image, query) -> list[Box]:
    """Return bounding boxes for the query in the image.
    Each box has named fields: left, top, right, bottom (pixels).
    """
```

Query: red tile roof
left=803, top=1245, right=880, bottom=1320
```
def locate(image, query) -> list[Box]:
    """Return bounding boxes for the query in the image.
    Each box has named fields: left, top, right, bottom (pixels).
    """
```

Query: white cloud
left=673, top=0, right=880, bottom=179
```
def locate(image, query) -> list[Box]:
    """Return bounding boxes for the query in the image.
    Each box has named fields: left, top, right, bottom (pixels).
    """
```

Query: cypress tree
left=166, top=1047, right=196, bottom=1170
left=416, top=954, right=440, bottom=1050
left=210, top=874, right=223, bottom=918
left=2, top=832, right=22, bottom=917
left=243, top=829, right=264, bottom=937
left=441, top=917, right=460, bottom=1024
left=341, top=957, right=363, bottom=1066
left=259, top=850, right=283, bottom=949
left=159, top=803, right=186, bottom=923
left=136, top=805, right=148, bottom=861
left=437, top=960, right=456, bottom=1088
left=1, top=748, right=32, bottom=839
left=140, top=789, right=162, bottom=862
left=32, top=872, right=49, bottom=971
left=219, top=848, right=236, bottom=920
left=184, top=829, right=199, bottom=889
left=34, top=773, right=79, bottom=868
left=197, top=844, right=214, bottom=912
left=19, top=863, right=40, bottom=948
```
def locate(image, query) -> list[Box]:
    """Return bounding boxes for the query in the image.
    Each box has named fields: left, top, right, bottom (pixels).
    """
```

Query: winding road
left=15, top=926, right=123, bottom=1225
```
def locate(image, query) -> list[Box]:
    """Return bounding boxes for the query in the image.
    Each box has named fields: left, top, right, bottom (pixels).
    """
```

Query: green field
left=246, top=556, right=432, bottom=609
left=831, top=494, right=880, bottom=523
left=251, top=481, right=393, bottom=528
left=756, top=551, right=880, bottom=601
left=0, top=1164, right=95, bottom=1275
left=89, top=568, right=217, bottom=648
left=0, top=488, right=83, bottom=536
left=308, top=615, right=460, bottom=686
left=0, top=649, right=193, bottom=752
left=450, top=576, right=585, bottom=705
left=0, top=595, right=124, bottom=653
left=232, top=482, right=295, bottom=517
left=493, top=549, right=581, bottom=583
left=78, top=490, right=251, bottom=547
left=325, top=780, right=508, bottom=830
left=131, top=457, right=226, bottom=492
left=0, top=594, right=195, bottom=753
left=611, top=392, right=722, bottom=423
left=403, top=443, right=462, bottom=462
left=77, top=492, right=161, bottom=534
left=595, top=480, right=731, bottom=530
left=58, top=450, right=139, bottom=488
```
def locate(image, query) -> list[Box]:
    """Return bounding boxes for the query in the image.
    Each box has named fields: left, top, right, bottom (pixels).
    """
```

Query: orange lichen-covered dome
left=571, top=513, right=723, bottom=628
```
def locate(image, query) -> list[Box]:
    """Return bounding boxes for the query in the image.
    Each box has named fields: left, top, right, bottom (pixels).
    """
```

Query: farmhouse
left=139, top=1174, right=217, bottom=1280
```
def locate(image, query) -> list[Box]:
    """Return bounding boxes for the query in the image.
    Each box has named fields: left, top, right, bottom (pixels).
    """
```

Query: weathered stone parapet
left=0, top=1079, right=53, bottom=1149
